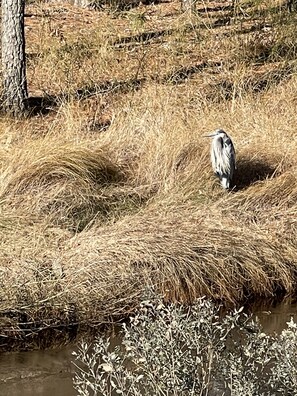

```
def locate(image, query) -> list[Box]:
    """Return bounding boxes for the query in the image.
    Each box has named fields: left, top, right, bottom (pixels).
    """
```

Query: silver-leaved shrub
left=72, top=297, right=297, bottom=396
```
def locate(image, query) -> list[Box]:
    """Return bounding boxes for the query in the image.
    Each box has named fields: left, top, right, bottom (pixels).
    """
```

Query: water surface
left=0, top=347, right=75, bottom=396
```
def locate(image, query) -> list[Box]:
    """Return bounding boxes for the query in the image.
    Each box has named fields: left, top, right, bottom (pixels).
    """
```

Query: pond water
left=0, top=300, right=296, bottom=396
left=0, top=346, right=75, bottom=396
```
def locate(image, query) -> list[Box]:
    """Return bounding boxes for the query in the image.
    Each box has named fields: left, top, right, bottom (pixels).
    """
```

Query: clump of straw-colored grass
left=0, top=136, right=128, bottom=229
left=0, top=199, right=296, bottom=348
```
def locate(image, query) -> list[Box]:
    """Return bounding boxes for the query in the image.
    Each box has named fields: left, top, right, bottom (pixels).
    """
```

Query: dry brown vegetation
left=0, top=0, right=297, bottom=348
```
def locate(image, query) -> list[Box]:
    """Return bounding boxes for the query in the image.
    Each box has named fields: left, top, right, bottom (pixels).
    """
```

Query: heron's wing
left=223, top=137, right=236, bottom=175
left=211, top=137, right=223, bottom=175
left=230, top=139, right=236, bottom=170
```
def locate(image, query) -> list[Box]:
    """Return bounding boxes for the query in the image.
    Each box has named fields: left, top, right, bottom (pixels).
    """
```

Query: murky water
left=0, top=300, right=296, bottom=396
left=0, top=347, right=75, bottom=396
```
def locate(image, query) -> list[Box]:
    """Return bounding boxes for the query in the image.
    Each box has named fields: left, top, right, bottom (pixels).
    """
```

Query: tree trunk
left=1, top=0, right=28, bottom=116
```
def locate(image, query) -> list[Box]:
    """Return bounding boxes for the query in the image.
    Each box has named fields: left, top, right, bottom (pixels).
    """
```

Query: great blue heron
left=205, top=129, right=236, bottom=189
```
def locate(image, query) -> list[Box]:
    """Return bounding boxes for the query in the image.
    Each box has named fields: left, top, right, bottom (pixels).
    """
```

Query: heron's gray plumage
left=207, top=129, right=236, bottom=189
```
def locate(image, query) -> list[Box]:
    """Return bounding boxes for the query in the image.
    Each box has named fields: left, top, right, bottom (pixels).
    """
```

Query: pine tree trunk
left=1, top=0, right=28, bottom=116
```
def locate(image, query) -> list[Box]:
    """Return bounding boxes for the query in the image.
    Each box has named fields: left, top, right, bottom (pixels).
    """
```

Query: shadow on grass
left=212, top=16, right=231, bottom=27
left=101, top=0, right=169, bottom=11
left=247, top=64, right=294, bottom=89
left=25, top=96, right=58, bottom=116
left=162, top=61, right=222, bottom=84
left=75, top=78, right=145, bottom=98
left=207, top=63, right=295, bottom=102
left=234, top=22, right=271, bottom=36
left=24, top=77, right=145, bottom=116
left=111, top=16, right=240, bottom=50
left=89, top=119, right=112, bottom=133
left=233, top=157, right=277, bottom=190
left=196, top=4, right=234, bottom=13
left=113, top=28, right=173, bottom=47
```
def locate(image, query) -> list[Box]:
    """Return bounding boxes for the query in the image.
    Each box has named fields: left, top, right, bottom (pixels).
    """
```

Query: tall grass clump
left=60, top=199, right=297, bottom=307
left=73, top=297, right=297, bottom=396
left=0, top=136, right=123, bottom=230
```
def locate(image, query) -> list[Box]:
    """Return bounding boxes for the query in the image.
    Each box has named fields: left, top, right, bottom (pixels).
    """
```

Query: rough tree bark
left=1, top=0, right=28, bottom=116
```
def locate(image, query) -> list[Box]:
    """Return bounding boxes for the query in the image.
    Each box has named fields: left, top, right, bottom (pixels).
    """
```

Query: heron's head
left=204, top=128, right=227, bottom=138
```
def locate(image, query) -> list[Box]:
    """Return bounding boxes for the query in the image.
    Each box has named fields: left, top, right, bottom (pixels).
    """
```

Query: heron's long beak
left=204, top=133, right=215, bottom=137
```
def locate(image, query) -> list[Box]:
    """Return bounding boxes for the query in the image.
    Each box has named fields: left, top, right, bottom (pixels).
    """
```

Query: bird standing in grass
left=205, top=129, right=236, bottom=189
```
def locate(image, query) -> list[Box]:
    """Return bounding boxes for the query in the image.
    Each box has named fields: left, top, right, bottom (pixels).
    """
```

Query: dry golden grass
left=0, top=0, right=297, bottom=347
